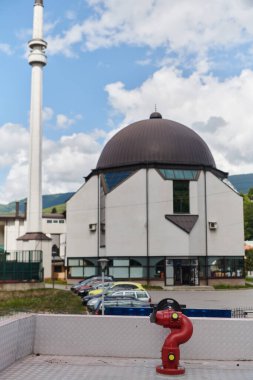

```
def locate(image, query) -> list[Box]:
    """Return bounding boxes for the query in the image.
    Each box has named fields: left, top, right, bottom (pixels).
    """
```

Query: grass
left=44, top=278, right=67, bottom=285
left=43, top=203, right=66, bottom=214
left=143, top=284, right=163, bottom=290
left=0, top=288, right=85, bottom=316
left=213, top=283, right=253, bottom=290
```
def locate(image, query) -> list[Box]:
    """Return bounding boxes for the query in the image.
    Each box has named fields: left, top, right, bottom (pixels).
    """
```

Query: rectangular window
left=173, top=180, right=189, bottom=213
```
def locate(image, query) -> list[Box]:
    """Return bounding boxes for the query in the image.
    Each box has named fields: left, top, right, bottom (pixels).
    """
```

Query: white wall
left=42, top=219, right=66, bottom=234
left=1, top=314, right=253, bottom=369
left=65, top=169, right=244, bottom=262
left=189, top=171, right=206, bottom=256
left=67, top=176, right=98, bottom=258
left=32, top=314, right=253, bottom=361
left=206, top=172, right=244, bottom=256
left=149, top=169, right=189, bottom=256
left=5, top=220, right=26, bottom=251
left=0, top=316, right=35, bottom=372
left=106, top=170, right=147, bottom=256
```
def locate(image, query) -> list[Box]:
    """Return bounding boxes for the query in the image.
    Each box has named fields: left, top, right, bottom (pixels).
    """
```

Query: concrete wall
left=33, top=314, right=253, bottom=361
left=66, top=169, right=244, bottom=262
left=0, top=316, right=35, bottom=372
left=206, top=172, right=244, bottom=256
left=67, top=176, right=98, bottom=258
left=149, top=169, right=189, bottom=256
left=106, top=170, right=147, bottom=256
left=0, top=314, right=253, bottom=374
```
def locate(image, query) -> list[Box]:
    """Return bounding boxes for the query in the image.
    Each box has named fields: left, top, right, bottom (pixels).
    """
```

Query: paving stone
left=0, top=355, right=253, bottom=380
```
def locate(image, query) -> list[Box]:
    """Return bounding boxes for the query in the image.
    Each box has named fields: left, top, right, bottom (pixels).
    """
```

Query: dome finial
left=150, top=106, right=162, bottom=119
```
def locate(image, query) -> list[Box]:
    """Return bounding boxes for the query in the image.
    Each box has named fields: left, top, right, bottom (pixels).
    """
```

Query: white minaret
left=27, top=0, right=47, bottom=233
left=18, top=0, right=52, bottom=278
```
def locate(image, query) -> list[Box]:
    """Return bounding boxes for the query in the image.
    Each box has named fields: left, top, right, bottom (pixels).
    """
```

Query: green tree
left=245, top=249, right=253, bottom=272
left=248, top=187, right=253, bottom=201
left=51, top=207, right=57, bottom=214
left=243, top=194, right=253, bottom=240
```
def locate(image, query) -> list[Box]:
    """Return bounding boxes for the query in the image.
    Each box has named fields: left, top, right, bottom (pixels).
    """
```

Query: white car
left=109, top=289, right=151, bottom=303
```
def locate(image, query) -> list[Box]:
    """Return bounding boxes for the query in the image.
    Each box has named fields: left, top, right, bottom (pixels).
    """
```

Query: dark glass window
left=149, top=257, right=164, bottom=279
left=103, top=171, right=135, bottom=193
left=158, top=169, right=199, bottom=180
left=173, top=181, right=189, bottom=213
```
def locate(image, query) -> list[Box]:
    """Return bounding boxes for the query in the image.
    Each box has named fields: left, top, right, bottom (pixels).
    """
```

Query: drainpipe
left=15, top=201, right=19, bottom=218
left=204, top=170, right=209, bottom=285
left=97, top=174, right=100, bottom=261
left=146, top=168, right=150, bottom=284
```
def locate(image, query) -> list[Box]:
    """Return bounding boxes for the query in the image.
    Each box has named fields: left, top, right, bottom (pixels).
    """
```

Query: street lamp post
left=98, top=258, right=109, bottom=315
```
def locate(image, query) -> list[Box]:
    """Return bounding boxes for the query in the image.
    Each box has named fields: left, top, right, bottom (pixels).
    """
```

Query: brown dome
left=96, top=114, right=216, bottom=170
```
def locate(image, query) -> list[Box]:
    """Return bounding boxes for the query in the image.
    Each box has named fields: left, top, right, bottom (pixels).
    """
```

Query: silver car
left=109, top=289, right=151, bottom=303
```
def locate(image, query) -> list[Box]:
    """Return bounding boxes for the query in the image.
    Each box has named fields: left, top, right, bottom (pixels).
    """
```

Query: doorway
left=166, top=258, right=199, bottom=286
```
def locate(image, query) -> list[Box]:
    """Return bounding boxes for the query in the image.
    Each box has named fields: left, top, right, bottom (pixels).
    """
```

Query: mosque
left=0, top=0, right=245, bottom=286
left=66, top=112, right=244, bottom=286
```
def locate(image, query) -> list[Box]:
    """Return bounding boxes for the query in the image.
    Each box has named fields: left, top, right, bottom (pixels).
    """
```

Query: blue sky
left=1, top=0, right=253, bottom=203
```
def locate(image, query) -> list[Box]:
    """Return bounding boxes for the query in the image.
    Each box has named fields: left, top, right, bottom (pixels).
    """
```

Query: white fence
left=1, top=314, right=253, bottom=373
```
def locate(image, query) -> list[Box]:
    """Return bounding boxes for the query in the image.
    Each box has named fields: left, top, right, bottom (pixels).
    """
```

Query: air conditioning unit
left=209, top=221, right=217, bottom=230
left=89, top=223, right=97, bottom=232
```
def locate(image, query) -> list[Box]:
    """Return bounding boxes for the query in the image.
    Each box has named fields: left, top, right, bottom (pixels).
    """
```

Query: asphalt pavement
left=149, top=288, right=253, bottom=309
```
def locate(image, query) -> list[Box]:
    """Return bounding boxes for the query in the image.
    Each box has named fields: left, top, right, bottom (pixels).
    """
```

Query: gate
left=0, top=250, right=43, bottom=282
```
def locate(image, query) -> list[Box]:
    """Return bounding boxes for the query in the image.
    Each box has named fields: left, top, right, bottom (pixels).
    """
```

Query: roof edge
left=85, top=164, right=228, bottom=182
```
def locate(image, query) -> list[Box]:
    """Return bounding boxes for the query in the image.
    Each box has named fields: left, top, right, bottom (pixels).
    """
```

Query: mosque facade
left=66, top=112, right=244, bottom=286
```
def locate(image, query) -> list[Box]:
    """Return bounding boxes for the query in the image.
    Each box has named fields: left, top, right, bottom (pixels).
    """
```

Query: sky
left=1, top=0, right=253, bottom=203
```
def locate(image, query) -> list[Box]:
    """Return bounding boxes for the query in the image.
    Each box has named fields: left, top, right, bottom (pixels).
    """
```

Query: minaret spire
left=27, top=0, right=47, bottom=233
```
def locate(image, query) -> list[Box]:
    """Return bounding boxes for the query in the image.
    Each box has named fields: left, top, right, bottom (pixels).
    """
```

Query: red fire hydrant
left=150, top=298, right=193, bottom=376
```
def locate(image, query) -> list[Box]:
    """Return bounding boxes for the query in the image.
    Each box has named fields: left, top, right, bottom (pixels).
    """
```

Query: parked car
left=78, top=281, right=113, bottom=297
left=70, top=277, right=95, bottom=292
left=86, top=295, right=134, bottom=312
left=109, top=289, right=151, bottom=303
left=82, top=288, right=151, bottom=306
left=71, top=276, right=114, bottom=294
left=89, top=296, right=150, bottom=315
left=88, top=281, right=145, bottom=296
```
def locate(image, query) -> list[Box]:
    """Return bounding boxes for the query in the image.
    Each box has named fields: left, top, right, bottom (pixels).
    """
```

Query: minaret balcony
left=28, top=38, right=47, bottom=50
left=28, top=51, right=47, bottom=66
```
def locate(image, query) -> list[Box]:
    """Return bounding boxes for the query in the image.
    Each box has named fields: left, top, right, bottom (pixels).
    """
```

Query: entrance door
left=166, top=258, right=199, bottom=286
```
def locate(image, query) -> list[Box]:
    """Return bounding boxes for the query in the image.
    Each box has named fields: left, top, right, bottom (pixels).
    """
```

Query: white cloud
left=42, top=132, right=102, bottom=194
left=43, top=107, right=54, bottom=122
left=104, top=67, right=253, bottom=175
left=0, top=122, right=105, bottom=203
left=56, top=114, right=75, bottom=129
left=65, top=10, right=77, bottom=21
left=0, top=124, right=28, bottom=169
left=0, top=43, right=13, bottom=55
left=46, top=0, right=253, bottom=60
left=44, top=21, right=59, bottom=34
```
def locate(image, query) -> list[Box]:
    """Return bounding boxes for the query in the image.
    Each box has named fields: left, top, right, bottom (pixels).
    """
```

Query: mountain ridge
left=0, top=192, right=74, bottom=215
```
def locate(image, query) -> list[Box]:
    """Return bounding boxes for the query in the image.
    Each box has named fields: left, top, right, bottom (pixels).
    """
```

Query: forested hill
left=0, top=192, right=74, bottom=215
left=228, top=174, right=253, bottom=194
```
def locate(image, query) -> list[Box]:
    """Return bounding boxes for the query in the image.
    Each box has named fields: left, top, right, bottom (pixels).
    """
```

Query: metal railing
left=232, top=307, right=253, bottom=318
left=0, top=250, right=43, bottom=282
